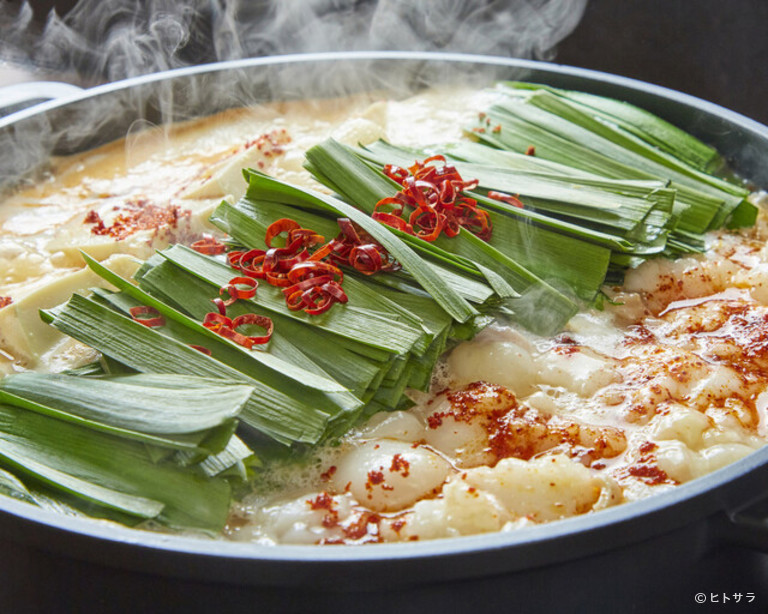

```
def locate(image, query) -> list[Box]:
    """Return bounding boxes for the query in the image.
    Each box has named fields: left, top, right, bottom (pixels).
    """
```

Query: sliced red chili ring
left=321, top=281, right=348, bottom=304
left=302, top=287, right=335, bottom=316
left=190, top=236, right=227, bottom=255
left=371, top=211, right=414, bottom=234
left=439, top=181, right=457, bottom=204
left=329, top=238, right=352, bottom=257
left=307, top=241, right=334, bottom=262
left=327, top=247, right=352, bottom=268
left=374, top=196, right=405, bottom=217
left=274, top=247, right=309, bottom=271
left=289, top=228, right=325, bottom=248
left=282, top=274, right=334, bottom=298
left=349, top=244, right=384, bottom=275
left=336, top=218, right=362, bottom=244
left=276, top=236, right=307, bottom=257
left=285, top=289, right=307, bottom=311
left=237, top=249, right=267, bottom=278
left=215, top=325, right=255, bottom=349
left=418, top=154, right=446, bottom=169
left=285, top=282, right=346, bottom=316
left=232, top=313, right=274, bottom=345
left=211, top=297, right=228, bottom=316
left=487, top=190, right=524, bottom=209
left=203, top=312, right=232, bottom=332
left=409, top=207, right=444, bottom=242
left=189, top=345, right=212, bottom=356
left=262, top=240, right=307, bottom=274
left=383, top=164, right=409, bottom=185
left=401, top=177, right=434, bottom=209
left=417, top=180, right=441, bottom=205
left=322, top=281, right=349, bottom=303
left=230, top=276, right=258, bottom=296
left=227, top=250, right=245, bottom=268
left=219, top=276, right=258, bottom=306
left=265, top=218, right=301, bottom=248
left=287, top=261, right=343, bottom=284
left=442, top=214, right=462, bottom=238
left=129, top=305, right=166, bottom=328
left=265, top=271, right=292, bottom=287
left=459, top=210, right=492, bottom=241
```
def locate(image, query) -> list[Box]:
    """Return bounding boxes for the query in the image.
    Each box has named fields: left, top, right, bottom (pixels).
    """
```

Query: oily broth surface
left=2, top=86, right=768, bottom=544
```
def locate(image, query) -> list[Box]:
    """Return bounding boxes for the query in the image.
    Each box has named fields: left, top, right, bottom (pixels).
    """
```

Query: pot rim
left=3, top=50, right=767, bottom=136
left=1, top=51, right=767, bottom=578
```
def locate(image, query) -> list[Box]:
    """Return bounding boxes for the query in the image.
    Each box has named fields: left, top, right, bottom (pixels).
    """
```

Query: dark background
left=557, top=0, right=768, bottom=124
left=4, top=0, right=768, bottom=124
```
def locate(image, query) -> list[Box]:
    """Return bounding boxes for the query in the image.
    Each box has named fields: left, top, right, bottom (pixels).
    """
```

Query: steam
left=0, top=0, right=588, bottom=191
left=1, top=0, right=587, bottom=84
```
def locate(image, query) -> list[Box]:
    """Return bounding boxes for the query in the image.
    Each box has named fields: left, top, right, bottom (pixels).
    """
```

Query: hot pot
left=1, top=52, right=767, bottom=613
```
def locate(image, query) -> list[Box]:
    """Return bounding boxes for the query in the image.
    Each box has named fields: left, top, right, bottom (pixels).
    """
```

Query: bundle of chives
left=0, top=372, right=251, bottom=531
left=304, top=138, right=587, bottom=332
left=470, top=85, right=756, bottom=233
left=360, top=140, right=675, bottom=253
left=500, top=82, right=724, bottom=173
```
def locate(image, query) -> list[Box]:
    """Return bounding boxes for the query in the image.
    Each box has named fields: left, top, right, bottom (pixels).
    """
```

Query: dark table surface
left=557, top=0, right=768, bottom=125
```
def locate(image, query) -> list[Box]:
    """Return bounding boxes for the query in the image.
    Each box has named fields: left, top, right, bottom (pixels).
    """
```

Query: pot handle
left=717, top=499, right=768, bottom=553
left=0, top=81, right=84, bottom=118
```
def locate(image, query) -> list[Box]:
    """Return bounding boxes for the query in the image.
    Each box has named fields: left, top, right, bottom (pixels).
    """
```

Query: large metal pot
left=1, top=52, right=768, bottom=613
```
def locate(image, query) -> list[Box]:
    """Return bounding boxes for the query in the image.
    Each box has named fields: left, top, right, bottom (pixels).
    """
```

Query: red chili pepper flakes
left=129, top=305, right=166, bottom=328
left=0, top=296, right=12, bottom=309
left=84, top=200, right=190, bottom=240
left=377, top=156, right=492, bottom=243
left=244, top=128, right=292, bottom=160
left=191, top=236, right=228, bottom=255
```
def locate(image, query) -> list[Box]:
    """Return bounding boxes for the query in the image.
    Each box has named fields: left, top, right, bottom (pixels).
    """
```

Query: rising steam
left=1, top=0, right=588, bottom=84
left=0, top=0, right=588, bottom=192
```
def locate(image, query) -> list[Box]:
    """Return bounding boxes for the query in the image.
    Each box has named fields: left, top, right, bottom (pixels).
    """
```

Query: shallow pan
left=1, top=52, right=768, bottom=613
